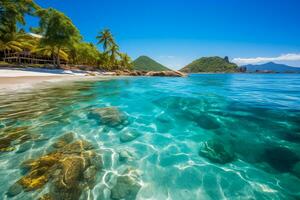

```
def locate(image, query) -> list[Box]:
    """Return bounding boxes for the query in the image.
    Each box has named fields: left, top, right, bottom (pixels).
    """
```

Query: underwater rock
left=7, top=182, right=23, bottom=197
left=38, top=193, right=53, bottom=200
left=58, top=156, right=85, bottom=187
left=49, top=155, right=87, bottom=200
left=83, top=150, right=103, bottom=169
left=110, top=174, right=141, bottom=200
left=10, top=139, right=101, bottom=199
left=18, top=167, right=51, bottom=191
left=0, top=126, right=32, bottom=152
left=83, top=165, right=97, bottom=183
left=145, top=70, right=186, bottom=77
left=18, top=152, right=61, bottom=191
left=282, top=131, right=300, bottom=143
left=119, top=150, right=134, bottom=162
left=184, top=109, right=220, bottom=130
left=262, top=146, right=299, bottom=172
left=199, top=139, right=235, bottom=164
left=90, top=107, right=127, bottom=127
left=52, top=132, right=75, bottom=149
left=17, top=141, right=33, bottom=153
left=59, top=140, right=94, bottom=154
left=292, top=162, right=300, bottom=178
left=119, top=130, right=141, bottom=143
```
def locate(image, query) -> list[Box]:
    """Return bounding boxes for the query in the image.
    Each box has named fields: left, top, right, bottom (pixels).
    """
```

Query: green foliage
left=0, top=0, right=42, bottom=63
left=96, top=29, right=119, bottom=69
left=0, top=1, right=133, bottom=71
left=34, top=8, right=82, bottom=66
left=96, top=29, right=115, bottom=51
left=69, top=42, right=100, bottom=66
left=0, top=0, right=38, bottom=33
left=0, top=31, right=36, bottom=59
left=96, top=29, right=133, bottom=70
left=132, top=56, right=170, bottom=71
left=119, top=53, right=133, bottom=70
left=36, top=8, right=81, bottom=47
left=180, top=56, right=238, bottom=73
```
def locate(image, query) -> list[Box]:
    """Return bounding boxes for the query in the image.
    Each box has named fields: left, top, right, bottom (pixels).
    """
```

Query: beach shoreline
left=0, top=68, right=115, bottom=91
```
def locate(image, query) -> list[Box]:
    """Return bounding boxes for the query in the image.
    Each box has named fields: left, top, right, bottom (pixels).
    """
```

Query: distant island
left=242, top=62, right=300, bottom=73
left=180, top=56, right=238, bottom=73
left=132, top=56, right=171, bottom=71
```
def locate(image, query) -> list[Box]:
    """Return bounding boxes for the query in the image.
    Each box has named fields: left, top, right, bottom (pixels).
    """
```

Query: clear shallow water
left=0, top=74, right=300, bottom=200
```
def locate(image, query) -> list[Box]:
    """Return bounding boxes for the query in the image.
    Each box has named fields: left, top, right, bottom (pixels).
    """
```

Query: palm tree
left=107, top=44, right=120, bottom=68
left=119, top=53, right=133, bottom=70
left=96, top=29, right=115, bottom=52
left=32, top=45, right=69, bottom=65
left=0, top=0, right=39, bottom=38
left=0, top=31, right=34, bottom=62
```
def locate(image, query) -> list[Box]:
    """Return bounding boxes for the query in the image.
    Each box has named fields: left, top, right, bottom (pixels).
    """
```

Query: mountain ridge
left=132, top=56, right=171, bottom=71
left=243, top=62, right=300, bottom=73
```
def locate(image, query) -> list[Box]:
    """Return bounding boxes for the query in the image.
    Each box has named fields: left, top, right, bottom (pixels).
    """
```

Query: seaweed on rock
left=7, top=133, right=102, bottom=200
left=0, top=126, right=39, bottom=152
left=199, top=139, right=236, bottom=164
left=90, top=107, right=128, bottom=128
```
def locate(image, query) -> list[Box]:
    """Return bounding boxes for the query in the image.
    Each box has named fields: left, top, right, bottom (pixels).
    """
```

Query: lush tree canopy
left=0, top=1, right=132, bottom=70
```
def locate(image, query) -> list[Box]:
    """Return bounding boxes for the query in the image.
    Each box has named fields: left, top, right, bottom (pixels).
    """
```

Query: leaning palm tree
left=96, top=29, right=115, bottom=52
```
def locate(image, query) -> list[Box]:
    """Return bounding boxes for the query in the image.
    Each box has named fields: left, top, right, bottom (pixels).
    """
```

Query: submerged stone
left=119, top=130, right=141, bottom=143
left=38, top=193, right=53, bottom=200
left=52, top=132, right=75, bottom=149
left=7, top=182, right=23, bottom=197
left=292, top=162, right=300, bottom=178
left=59, top=140, right=94, bottom=154
left=263, top=146, right=299, bottom=172
left=19, top=168, right=50, bottom=191
left=83, top=165, right=97, bottom=183
left=10, top=139, right=101, bottom=199
left=0, top=126, right=32, bottom=152
left=110, top=175, right=141, bottom=200
left=59, top=156, right=84, bottom=187
left=18, top=152, right=61, bottom=191
left=17, top=141, right=33, bottom=153
left=90, top=107, right=127, bottom=127
left=119, top=149, right=134, bottom=162
left=199, top=139, right=235, bottom=164
left=282, top=131, right=300, bottom=143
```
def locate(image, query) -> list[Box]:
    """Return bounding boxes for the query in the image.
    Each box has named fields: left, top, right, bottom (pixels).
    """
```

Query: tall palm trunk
left=56, top=47, right=61, bottom=68
left=52, top=55, right=56, bottom=66
left=3, top=50, right=7, bottom=62
left=18, top=52, right=21, bottom=64
left=51, top=48, right=56, bottom=66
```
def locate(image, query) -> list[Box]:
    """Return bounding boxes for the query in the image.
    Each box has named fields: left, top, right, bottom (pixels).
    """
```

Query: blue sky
left=26, top=0, right=300, bottom=69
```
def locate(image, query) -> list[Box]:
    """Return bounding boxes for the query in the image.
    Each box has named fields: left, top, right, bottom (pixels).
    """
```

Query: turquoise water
left=0, top=74, right=300, bottom=200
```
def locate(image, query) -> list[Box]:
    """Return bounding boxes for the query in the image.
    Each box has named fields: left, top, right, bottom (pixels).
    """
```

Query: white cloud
left=232, top=53, right=300, bottom=65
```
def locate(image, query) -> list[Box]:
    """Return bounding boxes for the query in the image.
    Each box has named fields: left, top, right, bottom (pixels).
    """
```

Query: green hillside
left=132, top=56, right=170, bottom=71
left=180, top=56, right=238, bottom=73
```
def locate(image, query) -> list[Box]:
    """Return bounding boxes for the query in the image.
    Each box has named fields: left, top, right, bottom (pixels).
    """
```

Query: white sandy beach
left=0, top=68, right=107, bottom=91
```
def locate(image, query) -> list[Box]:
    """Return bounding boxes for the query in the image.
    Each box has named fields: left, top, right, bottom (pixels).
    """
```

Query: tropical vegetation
left=0, top=0, right=132, bottom=70
left=180, top=56, right=238, bottom=73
